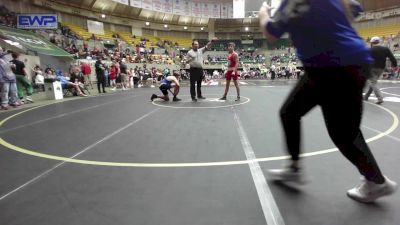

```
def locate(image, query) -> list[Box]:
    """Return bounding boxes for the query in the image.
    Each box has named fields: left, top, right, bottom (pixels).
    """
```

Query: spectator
left=34, top=70, right=45, bottom=92
left=55, top=69, right=87, bottom=97
left=0, top=47, right=19, bottom=109
left=10, top=52, right=33, bottom=103
left=119, top=59, right=128, bottom=90
left=81, top=62, right=93, bottom=89
left=70, top=67, right=85, bottom=84
left=95, top=58, right=107, bottom=93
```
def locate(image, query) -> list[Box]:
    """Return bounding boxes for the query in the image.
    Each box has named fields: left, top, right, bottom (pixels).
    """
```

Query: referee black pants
left=189, top=67, right=203, bottom=99
left=279, top=65, right=384, bottom=183
left=96, top=74, right=106, bottom=93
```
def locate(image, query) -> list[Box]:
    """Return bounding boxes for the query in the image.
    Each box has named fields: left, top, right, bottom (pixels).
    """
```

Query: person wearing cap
left=364, top=36, right=398, bottom=104
left=259, top=0, right=397, bottom=203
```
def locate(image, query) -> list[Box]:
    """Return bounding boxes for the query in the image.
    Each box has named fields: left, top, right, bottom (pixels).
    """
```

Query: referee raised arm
left=186, top=38, right=216, bottom=101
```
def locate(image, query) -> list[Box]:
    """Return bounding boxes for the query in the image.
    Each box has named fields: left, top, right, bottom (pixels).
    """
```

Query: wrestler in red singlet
left=219, top=42, right=240, bottom=101
left=226, top=51, right=238, bottom=80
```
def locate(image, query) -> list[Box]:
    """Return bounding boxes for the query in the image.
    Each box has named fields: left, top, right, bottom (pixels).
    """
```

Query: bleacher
left=63, top=23, right=117, bottom=41
left=119, top=31, right=140, bottom=45
left=143, top=35, right=159, bottom=48
left=158, top=36, right=192, bottom=48
left=61, top=21, right=400, bottom=53
left=357, top=24, right=400, bottom=40
left=99, top=30, right=115, bottom=41
left=63, top=23, right=90, bottom=40
left=117, top=32, right=161, bottom=48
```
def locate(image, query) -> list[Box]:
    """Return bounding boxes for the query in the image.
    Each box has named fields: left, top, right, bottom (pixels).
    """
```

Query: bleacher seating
left=158, top=36, right=192, bottom=48
left=63, top=23, right=89, bottom=40
left=120, top=33, right=159, bottom=48
left=119, top=31, right=140, bottom=45
left=116, top=32, right=159, bottom=48
left=143, top=35, right=158, bottom=48
left=63, top=23, right=116, bottom=41
left=357, top=24, right=400, bottom=40
left=60, top=21, right=400, bottom=53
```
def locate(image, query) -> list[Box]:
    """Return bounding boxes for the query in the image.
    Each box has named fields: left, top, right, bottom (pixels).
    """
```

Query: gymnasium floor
left=0, top=80, right=399, bottom=225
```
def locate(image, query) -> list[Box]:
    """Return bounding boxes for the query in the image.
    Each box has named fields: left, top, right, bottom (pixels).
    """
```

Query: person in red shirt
left=81, top=62, right=92, bottom=89
left=219, top=42, right=240, bottom=101
left=109, top=61, right=118, bottom=90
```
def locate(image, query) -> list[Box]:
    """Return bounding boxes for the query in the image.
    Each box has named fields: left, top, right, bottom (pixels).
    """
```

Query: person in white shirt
left=34, top=71, right=44, bottom=85
left=212, top=70, right=220, bottom=79
left=186, top=38, right=217, bottom=101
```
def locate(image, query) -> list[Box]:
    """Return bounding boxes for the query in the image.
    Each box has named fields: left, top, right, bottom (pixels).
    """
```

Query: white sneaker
left=347, top=176, right=397, bottom=203
left=268, top=167, right=308, bottom=184
left=25, top=96, right=34, bottom=103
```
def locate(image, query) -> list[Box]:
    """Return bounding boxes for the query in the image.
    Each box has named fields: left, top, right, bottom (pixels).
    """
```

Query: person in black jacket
left=364, top=36, right=398, bottom=104
left=95, top=57, right=107, bottom=94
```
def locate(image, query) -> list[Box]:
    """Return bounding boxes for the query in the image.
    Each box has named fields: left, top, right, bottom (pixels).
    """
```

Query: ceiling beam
left=89, top=0, right=97, bottom=9
left=137, top=8, right=143, bottom=18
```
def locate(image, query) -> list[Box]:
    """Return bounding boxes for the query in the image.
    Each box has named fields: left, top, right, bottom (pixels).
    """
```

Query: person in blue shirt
left=55, top=69, right=87, bottom=97
left=259, top=0, right=396, bottom=203
left=150, top=72, right=181, bottom=102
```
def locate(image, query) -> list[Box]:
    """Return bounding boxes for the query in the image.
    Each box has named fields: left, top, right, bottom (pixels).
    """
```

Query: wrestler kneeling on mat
left=151, top=72, right=181, bottom=102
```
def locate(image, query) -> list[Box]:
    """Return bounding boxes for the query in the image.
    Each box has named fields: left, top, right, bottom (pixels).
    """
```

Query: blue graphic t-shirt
left=266, top=0, right=372, bottom=67
left=160, top=78, right=172, bottom=86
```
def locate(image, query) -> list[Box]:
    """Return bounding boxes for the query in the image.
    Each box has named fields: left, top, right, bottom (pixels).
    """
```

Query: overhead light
left=145, top=22, right=150, bottom=26
left=245, top=27, right=249, bottom=31
left=184, top=26, right=188, bottom=30
left=200, top=27, right=204, bottom=31
left=164, top=24, right=168, bottom=28
left=101, top=14, right=106, bottom=18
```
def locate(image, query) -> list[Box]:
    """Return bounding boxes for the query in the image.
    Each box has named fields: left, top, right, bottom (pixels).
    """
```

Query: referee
left=186, top=38, right=216, bottom=101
